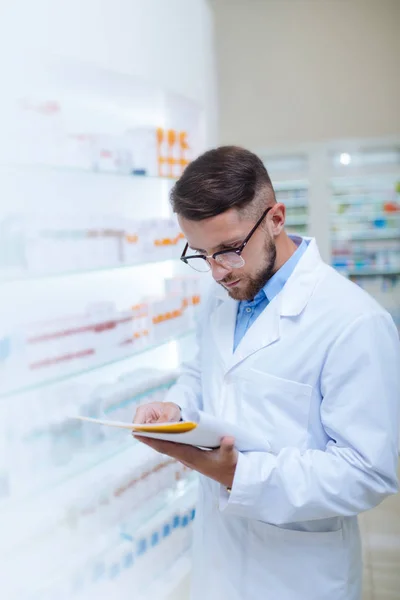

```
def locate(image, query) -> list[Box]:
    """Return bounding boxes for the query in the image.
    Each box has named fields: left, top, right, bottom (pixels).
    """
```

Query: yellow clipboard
left=132, top=421, right=197, bottom=434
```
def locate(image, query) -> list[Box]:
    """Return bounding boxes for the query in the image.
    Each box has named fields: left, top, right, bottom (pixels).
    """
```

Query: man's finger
left=220, top=436, right=236, bottom=455
left=133, top=406, right=146, bottom=424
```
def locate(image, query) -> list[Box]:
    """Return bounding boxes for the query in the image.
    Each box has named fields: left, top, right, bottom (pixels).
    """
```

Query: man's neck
left=273, top=232, right=299, bottom=273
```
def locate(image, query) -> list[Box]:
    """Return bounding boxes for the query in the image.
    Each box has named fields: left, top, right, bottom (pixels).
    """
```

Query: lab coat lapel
left=210, top=291, right=238, bottom=370
left=229, top=295, right=281, bottom=371
left=209, top=285, right=281, bottom=374
left=280, top=238, right=324, bottom=317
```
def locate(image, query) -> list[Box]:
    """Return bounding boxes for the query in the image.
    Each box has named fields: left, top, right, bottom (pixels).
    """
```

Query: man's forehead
left=178, top=210, right=252, bottom=251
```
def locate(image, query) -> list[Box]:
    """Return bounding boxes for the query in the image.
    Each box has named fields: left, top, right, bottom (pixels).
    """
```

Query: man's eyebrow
left=189, top=238, right=243, bottom=253
left=189, top=245, right=206, bottom=253
left=216, top=238, right=243, bottom=250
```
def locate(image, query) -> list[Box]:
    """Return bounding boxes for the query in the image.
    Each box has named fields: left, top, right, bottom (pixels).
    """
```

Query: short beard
left=223, top=237, right=277, bottom=301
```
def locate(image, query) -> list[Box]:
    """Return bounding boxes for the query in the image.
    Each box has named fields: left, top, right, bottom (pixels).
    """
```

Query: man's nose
left=209, top=258, right=232, bottom=282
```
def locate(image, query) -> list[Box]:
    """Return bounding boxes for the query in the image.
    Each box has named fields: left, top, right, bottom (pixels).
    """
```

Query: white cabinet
left=260, top=138, right=400, bottom=332
left=0, top=56, right=206, bottom=600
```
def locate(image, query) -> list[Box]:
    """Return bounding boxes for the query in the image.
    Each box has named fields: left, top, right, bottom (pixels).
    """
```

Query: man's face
left=178, top=208, right=277, bottom=301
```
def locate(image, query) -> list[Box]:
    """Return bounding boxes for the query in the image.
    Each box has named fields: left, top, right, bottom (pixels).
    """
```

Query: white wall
left=0, top=0, right=218, bottom=145
left=211, top=0, right=400, bottom=147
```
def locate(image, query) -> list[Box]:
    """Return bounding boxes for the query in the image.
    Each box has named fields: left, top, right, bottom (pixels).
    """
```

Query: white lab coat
left=166, top=238, right=400, bottom=600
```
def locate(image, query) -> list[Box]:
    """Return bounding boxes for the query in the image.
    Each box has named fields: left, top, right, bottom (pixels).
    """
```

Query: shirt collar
left=261, top=236, right=308, bottom=302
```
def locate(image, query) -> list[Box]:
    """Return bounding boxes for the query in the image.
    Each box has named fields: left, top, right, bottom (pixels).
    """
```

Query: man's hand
left=133, top=402, right=181, bottom=424
left=133, top=435, right=238, bottom=489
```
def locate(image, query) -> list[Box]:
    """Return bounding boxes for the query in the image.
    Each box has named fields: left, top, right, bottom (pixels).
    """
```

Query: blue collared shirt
left=233, top=237, right=309, bottom=351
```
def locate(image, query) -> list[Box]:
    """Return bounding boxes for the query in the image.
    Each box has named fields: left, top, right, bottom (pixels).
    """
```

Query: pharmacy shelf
left=331, top=212, right=400, bottom=222
left=82, top=481, right=194, bottom=600
left=338, top=267, right=400, bottom=277
left=273, top=179, right=308, bottom=191
left=1, top=378, right=176, bottom=511
left=138, top=554, right=192, bottom=600
left=0, top=255, right=180, bottom=284
left=0, top=162, right=178, bottom=182
left=0, top=444, right=195, bottom=557
left=285, top=216, right=308, bottom=227
left=0, top=330, right=195, bottom=399
left=332, top=230, right=400, bottom=242
left=283, top=200, right=308, bottom=209
left=330, top=165, right=400, bottom=180
left=121, top=475, right=197, bottom=541
left=4, top=477, right=197, bottom=599
left=131, top=480, right=197, bottom=600
left=0, top=440, right=135, bottom=528
left=331, top=194, right=399, bottom=206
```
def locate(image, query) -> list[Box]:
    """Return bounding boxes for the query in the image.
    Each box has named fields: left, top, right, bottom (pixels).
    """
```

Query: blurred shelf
left=3, top=477, right=197, bottom=598
left=331, top=194, right=398, bottom=206
left=82, top=481, right=194, bottom=600
left=0, top=440, right=135, bottom=519
left=335, top=267, right=400, bottom=277
left=285, top=216, right=308, bottom=227
left=283, top=200, right=308, bottom=209
left=330, top=165, right=400, bottom=180
left=78, top=482, right=194, bottom=599
left=121, top=475, right=197, bottom=540
left=0, top=162, right=178, bottom=182
left=0, top=453, right=195, bottom=564
left=286, top=228, right=308, bottom=234
left=273, top=179, right=308, bottom=191
left=0, top=330, right=195, bottom=399
left=331, top=212, right=400, bottom=221
left=138, top=554, right=191, bottom=600
left=332, top=230, right=399, bottom=242
left=8, top=384, right=177, bottom=502
left=0, top=256, right=179, bottom=284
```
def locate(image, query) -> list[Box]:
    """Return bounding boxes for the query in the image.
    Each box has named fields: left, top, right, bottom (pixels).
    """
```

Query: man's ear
left=270, top=203, right=286, bottom=236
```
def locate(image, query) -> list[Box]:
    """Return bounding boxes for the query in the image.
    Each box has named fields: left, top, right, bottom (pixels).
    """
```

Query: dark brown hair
left=170, top=146, right=275, bottom=221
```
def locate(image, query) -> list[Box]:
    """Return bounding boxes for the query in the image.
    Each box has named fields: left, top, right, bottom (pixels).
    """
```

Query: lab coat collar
left=211, top=238, right=324, bottom=371
left=280, top=237, right=324, bottom=316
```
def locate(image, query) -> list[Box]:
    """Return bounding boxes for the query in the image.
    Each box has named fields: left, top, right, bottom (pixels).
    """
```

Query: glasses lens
left=215, top=252, right=245, bottom=269
left=185, top=257, right=211, bottom=272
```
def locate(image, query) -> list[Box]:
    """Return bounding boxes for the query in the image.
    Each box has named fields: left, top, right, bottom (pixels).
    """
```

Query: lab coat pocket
left=235, top=369, right=312, bottom=452
left=249, top=520, right=346, bottom=600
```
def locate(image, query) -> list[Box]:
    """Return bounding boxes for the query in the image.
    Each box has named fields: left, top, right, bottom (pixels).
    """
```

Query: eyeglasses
left=180, top=207, right=272, bottom=273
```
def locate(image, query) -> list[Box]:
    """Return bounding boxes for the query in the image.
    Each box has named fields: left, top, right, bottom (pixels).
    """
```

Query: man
left=133, top=147, right=399, bottom=600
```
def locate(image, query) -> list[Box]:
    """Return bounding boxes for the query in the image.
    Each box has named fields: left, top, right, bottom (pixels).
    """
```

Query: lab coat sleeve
left=220, top=311, right=400, bottom=524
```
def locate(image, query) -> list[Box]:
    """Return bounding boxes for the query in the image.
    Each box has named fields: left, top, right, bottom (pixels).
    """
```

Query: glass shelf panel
left=0, top=162, right=178, bottom=182
left=0, top=330, right=195, bottom=399
left=0, top=256, right=180, bottom=284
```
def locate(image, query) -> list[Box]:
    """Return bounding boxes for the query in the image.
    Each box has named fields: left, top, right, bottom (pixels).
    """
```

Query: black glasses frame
left=180, top=207, right=272, bottom=267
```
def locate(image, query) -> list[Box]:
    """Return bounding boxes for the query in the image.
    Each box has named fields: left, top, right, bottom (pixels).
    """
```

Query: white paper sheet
left=74, top=408, right=271, bottom=452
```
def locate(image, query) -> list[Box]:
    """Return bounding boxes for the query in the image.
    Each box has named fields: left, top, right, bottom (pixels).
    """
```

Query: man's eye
left=221, top=244, right=240, bottom=252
